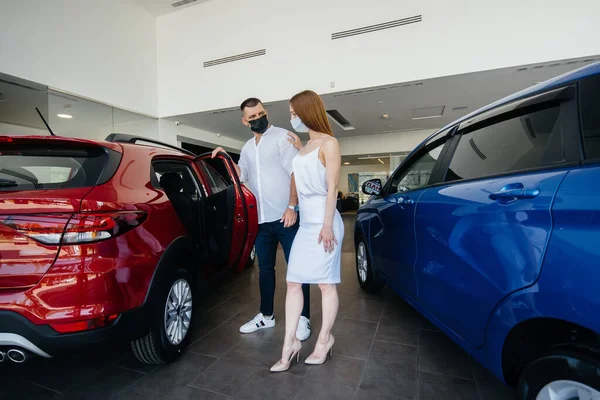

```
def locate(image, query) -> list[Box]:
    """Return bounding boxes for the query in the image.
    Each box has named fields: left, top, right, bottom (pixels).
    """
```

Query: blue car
left=356, top=61, right=600, bottom=399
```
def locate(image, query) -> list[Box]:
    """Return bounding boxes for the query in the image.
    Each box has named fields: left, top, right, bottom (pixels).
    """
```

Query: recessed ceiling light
left=359, top=155, right=389, bottom=161
left=344, top=162, right=350, bottom=165
left=377, top=101, right=384, bottom=104
left=412, top=115, right=443, bottom=120
left=57, top=114, right=72, bottom=119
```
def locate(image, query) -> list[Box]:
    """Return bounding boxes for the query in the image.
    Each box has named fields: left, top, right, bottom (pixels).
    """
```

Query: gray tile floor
left=0, top=214, right=515, bottom=399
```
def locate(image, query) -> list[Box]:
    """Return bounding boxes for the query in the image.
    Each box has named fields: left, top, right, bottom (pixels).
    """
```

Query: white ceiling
left=170, top=57, right=598, bottom=144
left=132, top=0, right=213, bottom=16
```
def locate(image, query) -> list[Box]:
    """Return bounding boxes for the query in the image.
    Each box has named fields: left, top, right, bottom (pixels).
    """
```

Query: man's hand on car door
left=212, top=147, right=226, bottom=158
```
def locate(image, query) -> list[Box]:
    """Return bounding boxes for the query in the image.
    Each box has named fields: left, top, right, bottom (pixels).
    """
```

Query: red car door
left=194, top=153, right=257, bottom=272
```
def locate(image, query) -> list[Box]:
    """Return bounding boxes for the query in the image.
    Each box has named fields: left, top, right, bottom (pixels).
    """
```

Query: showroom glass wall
left=0, top=72, right=158, bottom=140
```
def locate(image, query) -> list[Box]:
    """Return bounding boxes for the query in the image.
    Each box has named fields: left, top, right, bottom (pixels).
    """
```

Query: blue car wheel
left=517, top=349, right=600, bottom=400
left=356, top=237, right=384, bottom=294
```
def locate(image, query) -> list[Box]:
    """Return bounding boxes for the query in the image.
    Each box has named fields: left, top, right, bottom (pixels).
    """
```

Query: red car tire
left=130, top=267, right=195, bottom=364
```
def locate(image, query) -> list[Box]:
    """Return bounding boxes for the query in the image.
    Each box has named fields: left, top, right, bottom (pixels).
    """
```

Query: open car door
left=194, top=152, right=257, bottom=272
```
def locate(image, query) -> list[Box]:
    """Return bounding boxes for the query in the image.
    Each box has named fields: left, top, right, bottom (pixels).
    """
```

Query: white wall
left=0, top=0, right=158, bottom=116
left=115, top=119, right=160, bottom=140
left=338, top=129, right=435, bottom=156
left=156, top=0, right=600, bottom=117
left=159, top=119, right=245, bottom=151
left=0, top=120, right=160, bottom=141
left=0, top=122, right=47, bottom=136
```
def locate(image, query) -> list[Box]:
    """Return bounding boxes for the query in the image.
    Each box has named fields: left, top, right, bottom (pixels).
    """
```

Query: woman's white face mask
left=290, top=116, right=310, bottom=133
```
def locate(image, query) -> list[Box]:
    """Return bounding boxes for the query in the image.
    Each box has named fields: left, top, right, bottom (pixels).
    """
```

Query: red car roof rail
left=105, top=133, right=197, bottom=157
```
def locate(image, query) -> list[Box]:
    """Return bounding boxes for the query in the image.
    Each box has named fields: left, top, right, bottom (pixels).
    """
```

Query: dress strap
left=314, top=144, right=327, bottom=169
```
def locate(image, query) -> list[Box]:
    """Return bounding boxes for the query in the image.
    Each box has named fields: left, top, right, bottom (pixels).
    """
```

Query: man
left=212, top=98, right=311, bottom=341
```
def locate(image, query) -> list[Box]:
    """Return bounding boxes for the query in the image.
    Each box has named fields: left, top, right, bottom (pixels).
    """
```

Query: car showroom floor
left=0, top=214, right=514, bottom=400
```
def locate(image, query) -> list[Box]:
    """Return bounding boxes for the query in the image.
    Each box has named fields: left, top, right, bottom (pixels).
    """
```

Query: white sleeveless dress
left=287, top=146, right=345, bottom=284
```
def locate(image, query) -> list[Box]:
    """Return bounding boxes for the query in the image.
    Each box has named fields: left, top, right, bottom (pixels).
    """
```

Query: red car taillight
left=1, top=211, right=147, bottom=245
left=50, top=314, right=120, bottom=333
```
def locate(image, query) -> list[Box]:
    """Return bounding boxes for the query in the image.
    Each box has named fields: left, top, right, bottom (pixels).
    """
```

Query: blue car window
left=580, top=74, right=600, bottom=160
left=389, top=143, right=445, bottom=194
left=445, top=106, right=564, bottom=182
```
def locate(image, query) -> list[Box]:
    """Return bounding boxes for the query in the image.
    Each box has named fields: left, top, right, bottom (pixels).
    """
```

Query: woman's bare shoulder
left=321, top=136, right=339, bottom=154
left=321, top=136, right=339, bottom=149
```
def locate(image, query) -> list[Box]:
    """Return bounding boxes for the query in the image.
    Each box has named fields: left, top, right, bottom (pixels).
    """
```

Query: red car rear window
left=0, top=144, right=117, bottom=191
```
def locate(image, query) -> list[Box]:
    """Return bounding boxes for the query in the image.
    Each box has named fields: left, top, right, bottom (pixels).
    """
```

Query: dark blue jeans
left=255, top=220, right=310, bottom=319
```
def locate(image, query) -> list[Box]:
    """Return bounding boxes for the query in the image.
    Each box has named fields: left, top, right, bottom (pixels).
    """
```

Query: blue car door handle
left=397, top=197, right=415, bottom=205
left=489, top=188, right=540, bottom=202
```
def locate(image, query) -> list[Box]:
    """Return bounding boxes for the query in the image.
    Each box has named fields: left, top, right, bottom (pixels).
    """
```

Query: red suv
left=0, top=134, right=258, bottom=365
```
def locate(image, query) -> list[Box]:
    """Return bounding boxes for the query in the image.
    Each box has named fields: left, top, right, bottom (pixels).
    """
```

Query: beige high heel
left=305, top=334, right=335, bottom=365
left=270, top=340, right=302, bottom=372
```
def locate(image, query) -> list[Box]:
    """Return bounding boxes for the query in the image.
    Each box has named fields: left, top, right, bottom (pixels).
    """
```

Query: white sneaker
left=296, top=316, right=311, bottom=341
left=239, top=313, right=276, bottom=334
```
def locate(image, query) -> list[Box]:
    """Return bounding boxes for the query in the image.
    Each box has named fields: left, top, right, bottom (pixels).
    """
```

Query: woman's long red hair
left=290, top=90, right=334, bottom=136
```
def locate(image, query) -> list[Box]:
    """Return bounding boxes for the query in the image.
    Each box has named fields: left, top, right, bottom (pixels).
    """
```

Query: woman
left=270, top=90, right=344, bottom=372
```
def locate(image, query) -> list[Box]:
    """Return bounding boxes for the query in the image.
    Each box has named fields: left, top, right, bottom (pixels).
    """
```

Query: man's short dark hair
left=240, top=97, right=262, bottom=112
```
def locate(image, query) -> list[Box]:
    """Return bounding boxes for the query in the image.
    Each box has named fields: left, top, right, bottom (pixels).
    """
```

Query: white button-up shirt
left=238, top=125, right=298, bottom=224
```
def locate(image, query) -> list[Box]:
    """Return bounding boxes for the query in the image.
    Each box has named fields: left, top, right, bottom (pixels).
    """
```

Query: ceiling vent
left=208, top=103, right=271, bottom=115
left=208, top=107, right=239, bottom=115
left=334, top=88, right=379, bottom=97
left=204, top=49, right=266, bottom=68
left=332, top=15, right=422, bottom=40
left=172, top=0, right=197, bottom=8
left=326, top=110, right=355, bottom=131
left=516, top=56, right=598, bottom=72
left=412, top=105, right=445, bottom=120
left=333, top=82, right=423, bottom=98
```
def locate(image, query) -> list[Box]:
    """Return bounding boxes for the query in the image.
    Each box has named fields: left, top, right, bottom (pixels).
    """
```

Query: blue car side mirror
left=362, top=179, right=382, bottom=196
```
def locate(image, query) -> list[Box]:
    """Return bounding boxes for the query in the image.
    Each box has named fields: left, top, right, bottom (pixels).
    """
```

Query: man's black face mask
left=249, top=115, right=269, bottom=134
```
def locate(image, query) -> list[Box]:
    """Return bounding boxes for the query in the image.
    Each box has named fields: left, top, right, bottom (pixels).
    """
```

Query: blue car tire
left=517, top=349, right=600, bottom=400
left=356, top=237, right=384, bottom=294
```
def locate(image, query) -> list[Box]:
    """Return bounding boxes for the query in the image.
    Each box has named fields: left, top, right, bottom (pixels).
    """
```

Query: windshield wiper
left=0, top=178, right=18, bottom=187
